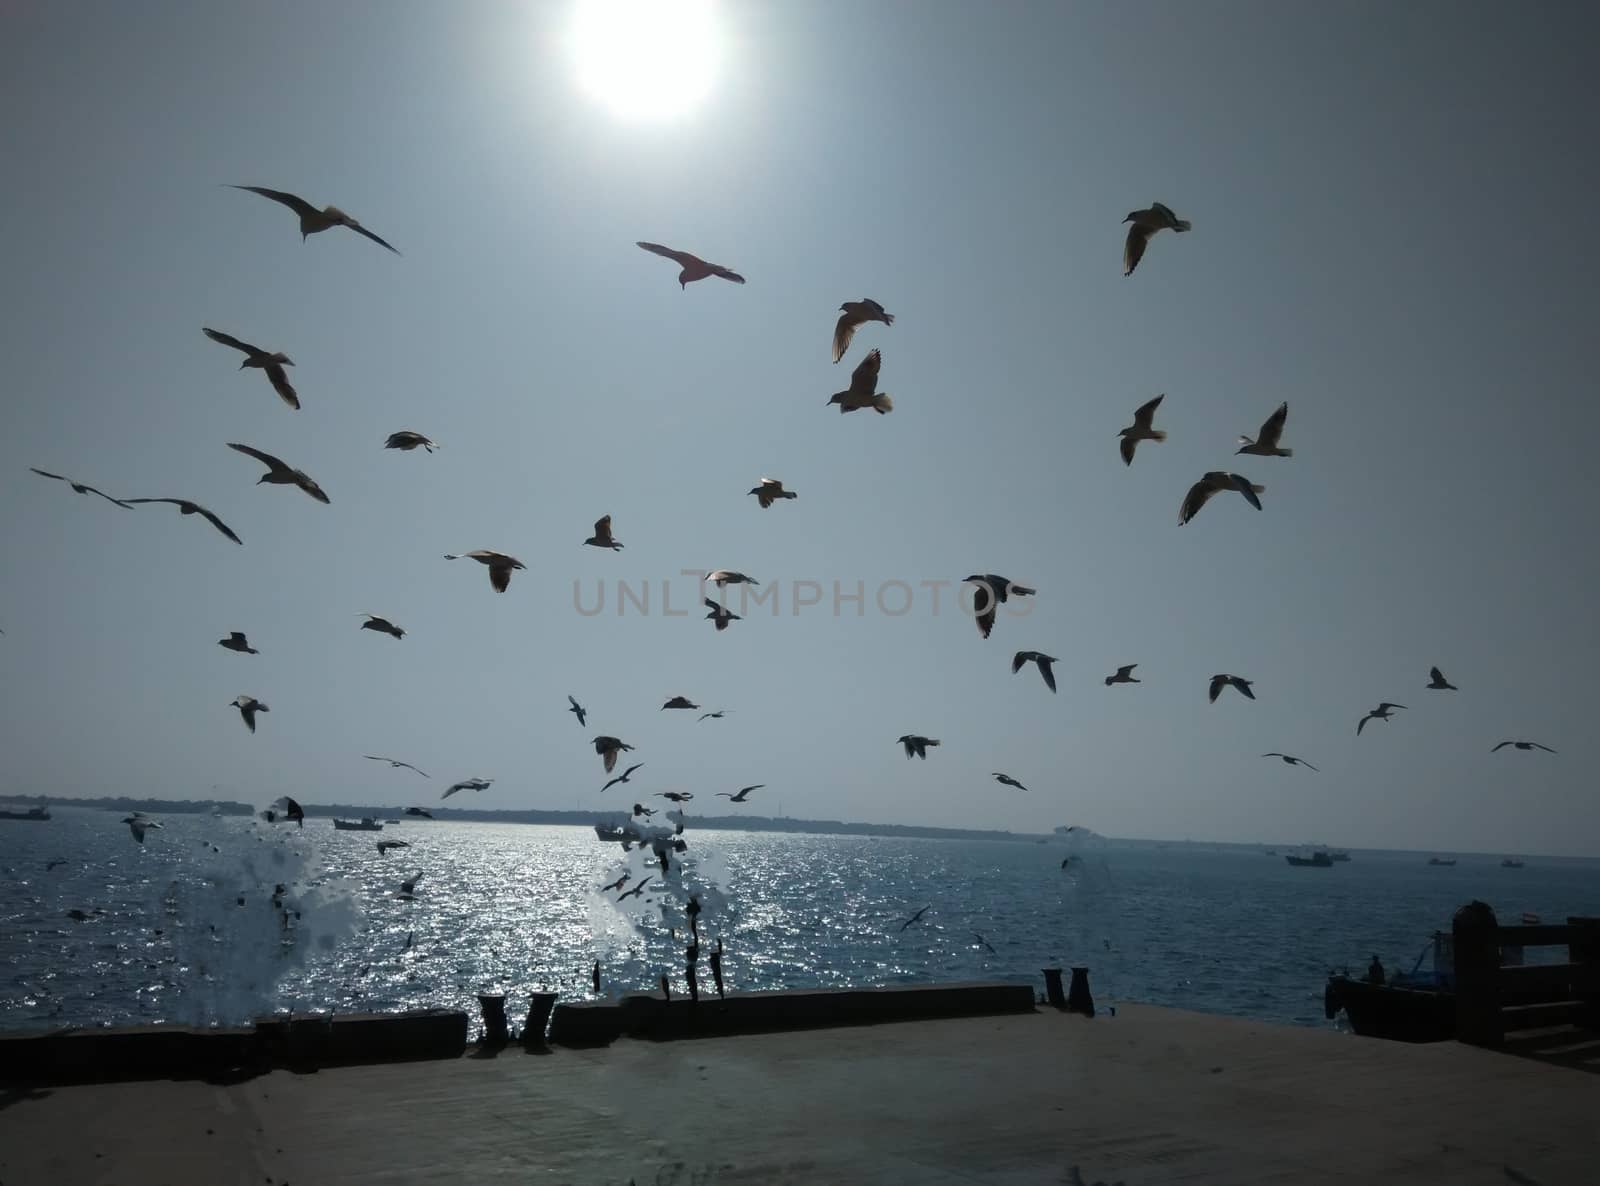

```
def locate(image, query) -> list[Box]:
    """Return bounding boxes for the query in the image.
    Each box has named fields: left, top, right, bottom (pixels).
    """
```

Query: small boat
left=1501, top=858, right=1525, bottom=869
left=1286, top=850, right=1334, bottom=867
left=0, top=805, right=51, bottom=821
left=333, top=817, right=384, bottom=831
left=384, top=819, right=401, bottom=824
left=1427, top=857, right=1456, bottom=866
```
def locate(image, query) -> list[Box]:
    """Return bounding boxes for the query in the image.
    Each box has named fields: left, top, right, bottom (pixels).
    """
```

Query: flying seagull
left=231, top=695, right=269, bottom=733
left=219, top=631, right=258, bottom=654
left=1237, top=402, right=1292, bottom=458
left=202, top=328, right=299, bottom=409
left=384, top=431, right=437, bottom=453
left=226, top=443, right=330, bottom=504
left=1179, top=472, right=1263, bottom=525
left=444, top=550, right=525, bottom=592
left=364, top=755, right=430, bottom=778
left=749, top=478, right=797, bottom=508
left=965, top=575, right=1036, bottom=640
left=568, top=695, right=587, bottom=727
left=360, top=614, right=405, bottom=640
left=584, top=515, right=622, bottom=550
left=635, top=241, right=745, bottom=287
left=1118, top=395, right=1167, bottom=466
left=617, top=875, right=650, bottom=901
left=899, top=905, right=931, bottom=932
left=716, top=785, right=763, bottom=802
left=399, top=870, right=424, bottom=896
left=122, top=814, right=163, bottom=844
left=376, top=840, right=411, bottom=854
left=1427, top=666, right=1457, bottom=691
left=1105, top=664, right=1140, bottom=686
left=705, top=599, right=740, bottom=631
left=29, top=467, right=132, bottom=509
left=706, top=570, right=758, bottom=587
left=1357, top=702, right=1407, bottom=735
left=832, top=299, right=894, bottom=363
left=657, top=791, right=694, bottom=803
left=1123, top=201, right=1192, bottom=276
left=1012, top=650, right=1058, bottom=693
left=662, top=696, right=699, bottom=711
left=404, top=807, right=433, bottom=819
left=601, top=763, right=643, bottom=792
left=121, top=498, right=242, bottom=544
left=699, top=709, right=727, bottom=721
left=898, top=735, right=940, bottom=760
left=972, top=931, right=997, bottom=955
left=633, top=802, right=656, bottom=818
left=991, top=773, right=1028, bottom=791
left=442, top=777, right=493, bottom=799
left=228, top=185, right=400, bottom=253
left=828, top=348, right=894, bottom=414
left=268, top=796, right=305, bottom=826
left=1492, top=740, right=1557, bottom=753
left=1209, top=674, right=1255, bottom=703
left=593, top=736, right=635, bottom=774
left=1262, top=753, right=1318, bottom=771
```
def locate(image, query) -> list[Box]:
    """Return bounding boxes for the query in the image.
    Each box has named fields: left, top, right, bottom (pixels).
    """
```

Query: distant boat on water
left=1501, top=858, right=1525, bottom=868
left=332, top=817, right=383, bottom=831
left=1427, top=856, right=1456, bottom=866
left=0, top=805, right=50, bottom=821
left=1286, top=850, right=1334, bottom=867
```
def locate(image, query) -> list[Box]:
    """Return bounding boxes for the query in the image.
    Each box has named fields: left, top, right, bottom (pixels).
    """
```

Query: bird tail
left=1250, top=483, right=1265, bottom=494
left=882, top=313, right=895, bottom=326
left=873, top=393, right=893, bottom=414
left=927, top=739, right=941, bottom=747
left=1277, top=448, right=1293, bottom=458
left=1150, top=430, right=1168, bottom=441
left=1173, top=220, right=1192, bottom=232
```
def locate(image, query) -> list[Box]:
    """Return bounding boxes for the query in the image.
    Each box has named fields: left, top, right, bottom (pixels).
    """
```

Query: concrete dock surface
left=1, top=1003, right=1594, bottom=1186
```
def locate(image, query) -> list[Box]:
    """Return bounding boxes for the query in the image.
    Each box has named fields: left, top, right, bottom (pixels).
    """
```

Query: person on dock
left=686, top=941, right=700, bottom=1004
left=591, top=960, right=600, bottom=995
left=1366, top=954, right=1386, bottom=984
left=686, top=894, right=702, bottom=941
left=659, top=973, right=671, bottom=1002
left=710, top=937, right=725, bottom=1002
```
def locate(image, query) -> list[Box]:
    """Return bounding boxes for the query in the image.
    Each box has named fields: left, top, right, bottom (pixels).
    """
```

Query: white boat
left=333, top=817, right=384, bottom=832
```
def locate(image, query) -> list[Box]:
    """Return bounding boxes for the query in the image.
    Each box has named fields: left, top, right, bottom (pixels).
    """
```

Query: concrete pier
left=1, top=1003, right=1594, bottom=1185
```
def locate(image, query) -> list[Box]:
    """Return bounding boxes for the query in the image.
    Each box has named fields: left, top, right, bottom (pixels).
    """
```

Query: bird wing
left=488, top=563, right=512, bottom=592
left=202, top=327, right=260, bottom=355
left=30, top=467, right=70, bottom=483
left=636, top=241, right=695, bottom=268
left=1256, top=402, right=1288, bottom=449
left=1123, top=223, right=1153, bottom=276
left=1132, top=393, right=1164, bottom=429
left=1119, top=435, right=1138, bottom=466
left=193, top=505, right=243, bottom=544
left=707, top=262, right=745, bottom=284
left=1179, top=479, right=1218, bottom=525
left=31, top=468, right=132, bottom=507
left=346, top=221, right=401, bottom=254
left=1118, top=665, right=1137, bottom=677
left=594, top=515, right=612, bottom=539
left=848, top=349, right=882, bottom=399
left=1011, top=651, right=1029, bottom=674
left=1302, top=760, right=1319, bottom=771
left=1430, top=666, right=1445, bottom=683
left=1262, top=752, right=1284, bottom=759
left=1208, top=675, right=1226, bottom=702
left=227, top=442, right=289, bottom=473
left=1227, top=474, right=1263, bottom=510
left=1532, top=743, right=1557, bottom=752
left=831, top=311, right=863, bottom=363
left=230, top=185, right=319, bottom=218
left=1235, top=678, right=1255, bottom=700
left=1378, top=702, right=1407, bottom=712
left=265, top=364, right=300, bottom=409
left=294, top=471, right=331, bottom=504
left=1358, top=714, right=1372, bottom=735
left=1036, top=657, right=1057, bottom=693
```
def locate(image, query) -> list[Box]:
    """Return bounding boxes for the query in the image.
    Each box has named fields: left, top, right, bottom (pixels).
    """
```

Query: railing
left=1452, top=901, right=1600, bottom=1047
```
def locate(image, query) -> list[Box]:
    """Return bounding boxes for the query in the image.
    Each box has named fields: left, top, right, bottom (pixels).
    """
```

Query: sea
left=3, top=807, right=1598, bottom=1037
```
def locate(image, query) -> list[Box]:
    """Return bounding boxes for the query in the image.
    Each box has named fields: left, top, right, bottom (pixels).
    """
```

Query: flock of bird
left=29, top=186, right=1558, bottom=941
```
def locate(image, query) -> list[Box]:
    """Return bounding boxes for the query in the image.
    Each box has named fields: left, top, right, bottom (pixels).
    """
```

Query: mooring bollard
left=523, top=992, right=558, bottom=1048
left=1042, top=967, right=1067, bottom=1010
left=1067, top=967, right=1096, bottom=1018
left=478, top=993, right=509, bottom=1047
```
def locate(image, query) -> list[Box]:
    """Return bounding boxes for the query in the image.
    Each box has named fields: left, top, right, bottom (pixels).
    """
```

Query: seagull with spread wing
left=29, top=467, right=132, bottom=509
left=827, top=348, right=894, bottom=414
left=601, top=763, right=643, bottom=792
left=364, top=755, right=430, bottom=778
left=121, top=497, right=242, bottom=544
left=1012, top=651, right=1058, bottom=692
left=1209, top=674, right=1255, bottom=703
left=966, top=575, right=1036, bottom=640
left=899, top=905, right=931, bottom=932
left=123, top=814, right=163, bottom=844
left=749, top=478, right=798, bottom=508
left=360, top=614, right=405, bottom=640
left=1123, top=201, right=1191, bottom=276
left=1262, top=753, right=1318, bottom=771
left=635, top=241, right=745, bottom=287
left=231, top=695, right=269, bottom=733
left=1105, top=664, right=1140, bottom=686
left=1237, top=402, right=1293, bottom=458
left=593, top=736, right=635, bottom=774
left=716, top=785, right=763, bottom=803
left=832, top=299, right=894, bottom=363
left=229, top=184, right=400, bottom=253
left=1118, top=395, right=1167, bottom=465
left=1427, top=666, right=1458, bottom=691
left=898, top=735, right=940, bottom=760
left=227, top=443, right=330, bottom=503
left=384, top=431, right=437, bottom=453
left=662, top=696, right=699, bottom=711
left=705, top=598, right=741, bottom=632
left=583, top=514, right=622, bottom=550
left=991, top=773, right=1027, bottom=791
left=442, top=777, right=493, bottom=799
left=1357, top=702, right=1407, bottom=735
left=1180, top=472, right=1263, bottom=525
left=568, top=695, right=587, bottom=727
left=444, top=550, right=525, bottom=592
left=1492, top=740, right=1557, bottom=753
left=202, top=328, right=299, bottom=409
left=219, top=631, right=258, bottom=654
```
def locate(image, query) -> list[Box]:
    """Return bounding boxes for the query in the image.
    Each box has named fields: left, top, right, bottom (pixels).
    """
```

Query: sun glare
left=571, top=0, right=720, bottom=122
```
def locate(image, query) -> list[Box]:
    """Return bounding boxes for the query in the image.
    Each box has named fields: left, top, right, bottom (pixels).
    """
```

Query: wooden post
left=1067, top=967, right=1096, bottom=1018
left=1453, top=900, right=1502, bottom=1047
left=477, top=993, right=509, bottom=1048
left=1042, top=967, right=1066, bottom=1010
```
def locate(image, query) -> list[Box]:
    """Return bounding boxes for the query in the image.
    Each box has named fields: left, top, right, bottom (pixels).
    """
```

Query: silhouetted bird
left=219, top=631, right=257, bottom=654
left=229, top=184, right=400, bottom=253
left=749, top=478, right=798, bottom=508
left=601, top=763, right=643, bottom=792
left=1428, top=666, right=1458, bottom=691
left=444, top=550, right=525, bottom=592
left=404, top=807, right=433, bottom=819
left=1357, top=702, right=1407, bottom=734
left=699, top=709, right=727, bottom=721
left=991, top=773, right=1027, bottom=791
left=568, top=695, right=587, bottom=727
left=122, top=814, right=162, bottom=844
left=364, top=755, right=430, bottom=778
left=716, top=785, right=763, bottom=802
left=1179, top=472, right=1262, bottom=525
left=1105, top=664, right=1139, bottom=686
left=202, top=328, right=299, bottom=409
left=662, top=696, right=699, bottom=711
left=899, top=905, right=931, bottom=931
left=1118, top=395, right=1167, bottom=465
left=1012, top=650, right=1057, bottom=692
left=1209, top=674, right=1255, bottom=703
left=231, top=695, right=269, bottom=733
left=1123, top=201, right=1191, bottom=276
left=1237, top=402, right=1292, bottom=458
left=657, top=791, right=694, bottom=803
left=705, top=598, right=741, bottom=631
left=593, top=736, right=635, bottom=774
left=122, top=498, right=241, bottom=544
left=29, top=467, right=132, bottom=509
left=376, top=840, right=410, bottom=854
left=966, top=575, right=1036, bottom=639
left=384, top=431, right=436, bottom=452
left=898, top=735, right=940, bottom=760
left=636, top=241, right=744, bottom=287
left=1262, top=752, right=1318, bottom=771
left=1492, top=740, right=1556, bottom=753
left=706, top=570, right=758, bottom=587
left=584, top=514, right=622, bottom=550
left=633, top=803, right=655, bottom=818
left=828, top=348, right=894, bottom=414
left=227, top=443, right=330, bottom=503
left=360, top=614, right=405, bottom=640
left=972, top=931, right=997, bottom=954
left=442, top=777, right=493, bottom=799
left=832, top=298, right=894, bottom=363
left=618, top=876, right=650, bottom=900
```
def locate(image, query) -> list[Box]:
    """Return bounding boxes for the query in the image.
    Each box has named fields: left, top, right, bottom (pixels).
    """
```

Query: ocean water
left=3, top=808, right=1597, bottom=1037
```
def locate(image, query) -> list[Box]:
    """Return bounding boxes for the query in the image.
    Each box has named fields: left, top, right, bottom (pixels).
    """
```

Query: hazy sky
left=2, top=1, right=1596, bottom=856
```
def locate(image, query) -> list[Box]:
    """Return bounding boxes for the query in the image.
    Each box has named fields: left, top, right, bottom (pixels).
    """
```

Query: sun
left=570, top=0, right=721, bottom=122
